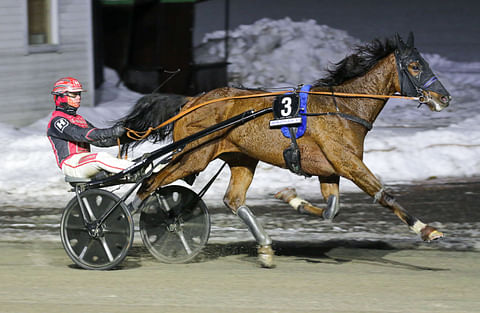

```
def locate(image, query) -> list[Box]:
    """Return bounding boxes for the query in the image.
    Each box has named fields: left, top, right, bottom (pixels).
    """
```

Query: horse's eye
left=410, top=63, right=421, bottom=71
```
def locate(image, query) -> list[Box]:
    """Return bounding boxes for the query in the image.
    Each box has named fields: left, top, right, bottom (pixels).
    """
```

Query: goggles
left=65, top=92, right=82, bottom=98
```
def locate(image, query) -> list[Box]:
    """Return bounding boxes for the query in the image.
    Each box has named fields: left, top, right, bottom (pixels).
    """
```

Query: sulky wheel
left=139, top=185, right=210, bottom=263
left=60, top=189, right=134, bottom=270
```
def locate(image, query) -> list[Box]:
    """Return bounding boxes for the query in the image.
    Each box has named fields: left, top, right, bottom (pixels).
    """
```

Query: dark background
left=194, top=0, right=480, bottom=62
left=95, top=0, right=480, bottom=96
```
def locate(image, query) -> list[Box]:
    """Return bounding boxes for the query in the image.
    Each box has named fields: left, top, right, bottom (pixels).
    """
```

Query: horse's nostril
left=441, top=96, right=448, bottom=103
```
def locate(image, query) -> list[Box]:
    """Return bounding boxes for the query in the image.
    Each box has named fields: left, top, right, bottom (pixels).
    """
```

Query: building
left=0, top=0, right=94, bottom=127
left=0, top=0, right=229, bottom=127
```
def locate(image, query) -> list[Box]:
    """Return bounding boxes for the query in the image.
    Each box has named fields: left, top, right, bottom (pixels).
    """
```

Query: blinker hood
left=394, top=33, right=450, bottom=98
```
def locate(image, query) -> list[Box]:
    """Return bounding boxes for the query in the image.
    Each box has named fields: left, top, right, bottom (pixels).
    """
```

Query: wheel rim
left=140, top=185, right=210, bottom=263
left=61, top=189, right=134, bottom=270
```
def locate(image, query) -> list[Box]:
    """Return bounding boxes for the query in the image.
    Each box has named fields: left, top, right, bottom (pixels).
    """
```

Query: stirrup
left=64, top=176, right=91, bottom=184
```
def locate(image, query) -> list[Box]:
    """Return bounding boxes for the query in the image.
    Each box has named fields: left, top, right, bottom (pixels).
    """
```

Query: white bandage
left=373, top=188, right=385, bottom=203
left=288, top=197, right=309, bottom=210
left=410, top=220, right=427, bottom=234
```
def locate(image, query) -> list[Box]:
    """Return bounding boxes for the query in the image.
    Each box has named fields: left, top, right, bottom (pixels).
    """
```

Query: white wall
left=0, top=0, right=94, bottom=126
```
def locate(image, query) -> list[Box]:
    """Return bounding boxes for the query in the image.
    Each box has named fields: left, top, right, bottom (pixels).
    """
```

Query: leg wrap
left=237, top=206, right=272, bottom=246
left=373, top=188, right=385, bottom=203
left=374, top=188, right=396, bottom=206
left=375, top=189, right=417, bottom=229
left=322, top=195, right=339, bottom=220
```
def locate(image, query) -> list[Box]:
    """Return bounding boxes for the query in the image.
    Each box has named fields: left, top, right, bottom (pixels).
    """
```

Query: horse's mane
left=116, top=93, right=189, bottom=154
left=314, top=37, right=397, bottom=87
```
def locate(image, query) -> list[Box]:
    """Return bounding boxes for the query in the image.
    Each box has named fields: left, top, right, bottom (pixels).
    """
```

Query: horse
left=118, top=33, right=451, bottom=268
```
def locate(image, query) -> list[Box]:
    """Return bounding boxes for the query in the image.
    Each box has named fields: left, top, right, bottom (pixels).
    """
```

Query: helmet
left=52, top=77, right=86, bottom=109
left=51, top=77, right=85, bottom=95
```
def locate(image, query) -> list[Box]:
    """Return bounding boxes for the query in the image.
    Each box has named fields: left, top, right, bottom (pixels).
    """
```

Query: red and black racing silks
left=47, top=107, right=120, bottom=168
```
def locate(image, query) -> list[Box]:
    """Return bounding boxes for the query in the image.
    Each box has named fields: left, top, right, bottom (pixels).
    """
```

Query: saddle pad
left=281, top=84, right=311, bottom=138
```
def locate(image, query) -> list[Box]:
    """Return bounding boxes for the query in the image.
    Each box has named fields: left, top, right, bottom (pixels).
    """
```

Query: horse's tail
left=116, top=93, right=190, bottom=154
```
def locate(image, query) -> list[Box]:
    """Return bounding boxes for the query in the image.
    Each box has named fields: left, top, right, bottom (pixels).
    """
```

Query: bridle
left=394, top=44, right=450, bottom=109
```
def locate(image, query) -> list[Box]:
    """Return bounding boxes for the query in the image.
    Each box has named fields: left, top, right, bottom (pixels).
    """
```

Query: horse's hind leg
left=138, top=144, right=217, bottom=198
left=274, top=187, right=325, bottom=216
left=274, top=175, right=340, bottom=220
left=222, top=156, right=275, bottom=268
left=320, top=175, right=340, bottom=220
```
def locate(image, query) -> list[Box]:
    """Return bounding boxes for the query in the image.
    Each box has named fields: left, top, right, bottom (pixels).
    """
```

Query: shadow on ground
left=124, top=240, right=449, bottom=272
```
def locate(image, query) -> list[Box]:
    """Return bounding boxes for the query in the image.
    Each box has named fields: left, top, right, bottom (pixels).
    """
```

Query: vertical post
left=224, top=0, right=230, bottom=63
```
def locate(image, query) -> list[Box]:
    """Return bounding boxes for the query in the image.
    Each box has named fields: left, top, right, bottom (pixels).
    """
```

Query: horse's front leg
left=374, top=189, right=444, bottom=241
left=325, top=145, right=443, bottom=241
left=222, top=156, right=275, bottom=268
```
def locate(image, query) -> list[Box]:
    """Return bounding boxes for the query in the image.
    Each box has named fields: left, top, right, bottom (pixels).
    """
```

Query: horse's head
left=394, top=33, right=451, bottom=112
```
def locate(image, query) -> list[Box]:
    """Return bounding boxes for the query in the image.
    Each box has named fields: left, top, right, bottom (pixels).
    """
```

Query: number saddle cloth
left=269, top=84, right=311, bottom=177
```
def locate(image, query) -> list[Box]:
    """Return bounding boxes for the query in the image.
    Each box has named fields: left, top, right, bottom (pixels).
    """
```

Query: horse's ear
left=395, top=33, right=406, bottom=51
left=406, top=31, right=414, bottom=47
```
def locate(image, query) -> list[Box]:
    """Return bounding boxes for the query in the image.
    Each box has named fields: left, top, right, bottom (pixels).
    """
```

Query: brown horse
left=121, top=33, right=451, bottom=268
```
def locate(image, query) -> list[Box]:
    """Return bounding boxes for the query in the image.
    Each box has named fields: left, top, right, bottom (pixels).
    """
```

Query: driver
left=47, top=77, right=134, bottom=178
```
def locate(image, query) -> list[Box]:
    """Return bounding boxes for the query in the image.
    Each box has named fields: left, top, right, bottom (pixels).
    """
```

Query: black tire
left=140, top=185, right=210, bottom=263
left=60, top=189, right=134, bottom=270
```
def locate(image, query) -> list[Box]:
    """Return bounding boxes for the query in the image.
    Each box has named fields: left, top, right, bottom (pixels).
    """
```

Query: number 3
left=280, top=97, right=292, bottom=117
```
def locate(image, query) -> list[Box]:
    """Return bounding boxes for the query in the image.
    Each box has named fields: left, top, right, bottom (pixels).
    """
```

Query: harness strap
left=302, top=112, right=373, bottom=131
left=125, top=90, right=418, bottom=141
left=283, top=127, right=311, bottom=177
left=281, top=84, right=310, bottom=139
left=329, top=86, right=340, bottom=112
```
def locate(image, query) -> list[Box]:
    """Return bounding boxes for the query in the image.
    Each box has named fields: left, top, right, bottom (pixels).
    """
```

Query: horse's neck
left=320, top=53, right=399, bottom=123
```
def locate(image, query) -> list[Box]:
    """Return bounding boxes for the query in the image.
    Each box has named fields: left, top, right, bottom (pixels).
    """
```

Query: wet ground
left=1, top=177, right=479, bottom=251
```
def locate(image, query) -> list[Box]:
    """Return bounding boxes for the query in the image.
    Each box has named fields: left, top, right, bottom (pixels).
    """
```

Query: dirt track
left=1, top=240, right=479, bottom=313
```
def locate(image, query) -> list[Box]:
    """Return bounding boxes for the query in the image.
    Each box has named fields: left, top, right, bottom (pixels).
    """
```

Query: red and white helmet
left=51, top=77, right=85, bottom=95
left=52, top=77, right=86, bottom=108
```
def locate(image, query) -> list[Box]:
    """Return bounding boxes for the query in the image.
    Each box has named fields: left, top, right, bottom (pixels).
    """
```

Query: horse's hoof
left=257, top=245, right=275, bottom=268
left=421, top=225, right=444, bottom=242
left=274, top=188, right=297, bottom=203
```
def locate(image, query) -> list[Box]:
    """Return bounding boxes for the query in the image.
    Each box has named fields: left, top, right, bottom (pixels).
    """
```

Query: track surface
left=0, top=241, right=479, bottom=313
left=1, top=178, right=479, bottom=312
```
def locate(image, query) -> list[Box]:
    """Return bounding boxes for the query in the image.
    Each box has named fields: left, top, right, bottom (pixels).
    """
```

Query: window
left=27, top=0, right=58, bottom=50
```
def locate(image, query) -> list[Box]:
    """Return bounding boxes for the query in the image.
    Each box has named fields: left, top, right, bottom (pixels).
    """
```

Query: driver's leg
left=62, top=152, right=134, bottom=178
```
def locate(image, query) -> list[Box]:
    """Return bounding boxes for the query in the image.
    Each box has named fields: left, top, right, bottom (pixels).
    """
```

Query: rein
left=125, top=90, right=419, bottom=141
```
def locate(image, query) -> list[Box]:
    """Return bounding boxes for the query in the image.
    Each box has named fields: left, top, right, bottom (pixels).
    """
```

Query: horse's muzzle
left=420, top=90, right=451, bottom=112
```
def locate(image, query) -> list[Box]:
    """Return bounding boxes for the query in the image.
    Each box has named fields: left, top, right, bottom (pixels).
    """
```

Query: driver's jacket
left=47, top=107, right=117, bottom=168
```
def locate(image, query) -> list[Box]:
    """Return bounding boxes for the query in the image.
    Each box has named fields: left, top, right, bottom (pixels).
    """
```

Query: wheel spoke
left=79, top=238, right=95, bottom=260
left=177, top=230, right=193, bottom=255
left=79, top=245, right=88, bottom=260
left=66, top=226, right=89, bottom=232
left=100, top=237, right=114, bottom=262
left=103, top=229, right=129, bottom=235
